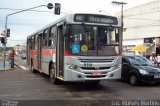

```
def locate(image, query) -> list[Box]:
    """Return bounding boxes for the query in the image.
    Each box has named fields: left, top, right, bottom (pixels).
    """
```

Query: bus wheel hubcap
left=50, top=67, right=55, bottom=79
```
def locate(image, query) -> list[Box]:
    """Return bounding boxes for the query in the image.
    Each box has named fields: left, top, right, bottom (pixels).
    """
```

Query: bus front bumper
left=64, top=66, right=121, bottom=81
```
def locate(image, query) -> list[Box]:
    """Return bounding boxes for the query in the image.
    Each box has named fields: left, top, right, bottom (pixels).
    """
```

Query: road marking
left=19, top=65, right=29, bottom=71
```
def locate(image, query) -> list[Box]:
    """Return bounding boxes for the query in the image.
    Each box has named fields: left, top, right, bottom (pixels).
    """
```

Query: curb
left=14, top=63, right=21, bottom=68
left=0, top=63, right=28, bottom=72
left=0, top=68, right=15, bottom=72
left=0, top=62, right=17, bottom=72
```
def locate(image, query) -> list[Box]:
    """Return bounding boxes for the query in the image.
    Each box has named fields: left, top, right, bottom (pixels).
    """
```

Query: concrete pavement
left=0, top=58, right=12, bottom=71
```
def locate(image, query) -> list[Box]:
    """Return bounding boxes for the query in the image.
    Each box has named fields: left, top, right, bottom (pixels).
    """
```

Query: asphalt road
left=0, top=56, right=160, bottom=106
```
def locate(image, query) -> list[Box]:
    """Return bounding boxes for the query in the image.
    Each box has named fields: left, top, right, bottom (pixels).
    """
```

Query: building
left=14, top=44, right=26, bottom=55
left=117, top=0, right=160, bottom=56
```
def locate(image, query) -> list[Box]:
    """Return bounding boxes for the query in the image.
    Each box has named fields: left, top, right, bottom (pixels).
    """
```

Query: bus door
left=56, top=24, right=64, bottom=78
left=37, top=33, right=43, bottom=71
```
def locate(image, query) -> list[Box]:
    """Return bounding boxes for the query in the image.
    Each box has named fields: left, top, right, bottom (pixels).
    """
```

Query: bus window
left=43, top=29, right=49, bottom=47
left=48, top=28, right=52, bottom=47
left=50, top=26, right=56, bottom=48
left=35, top=35, right=38, bottom=49
left=98, top=27, right=119, bottom=45
left=65, top=25, right=97, bottom=55
left=65, top=25, right=120, bottom=56
left=28, top=38, right=31, bottom=49
left=31, top=36, right=35, bottom=49
left=98, top=27, right=120, bottom=55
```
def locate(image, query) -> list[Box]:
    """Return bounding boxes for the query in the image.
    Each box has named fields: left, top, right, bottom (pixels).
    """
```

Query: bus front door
left=38, top=33, right=42, bottom=71
left=56, top=25, right=64, bottom=78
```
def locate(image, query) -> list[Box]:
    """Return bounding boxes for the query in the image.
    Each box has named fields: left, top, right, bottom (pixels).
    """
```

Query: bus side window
left=43, top=29, right=48, bottom=47
left=29, top=38, right=32, bottom=49
left=35, top=35, right=38, bottom=49
left=48, top=28, right=52, bottom=47
left=31, top=36, right=35, bottom=49
left=50, top=26, right=56, bottom=49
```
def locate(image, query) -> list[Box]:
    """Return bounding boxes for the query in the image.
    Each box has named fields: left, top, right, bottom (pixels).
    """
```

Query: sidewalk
left=0, top=58, right=13, bottom=71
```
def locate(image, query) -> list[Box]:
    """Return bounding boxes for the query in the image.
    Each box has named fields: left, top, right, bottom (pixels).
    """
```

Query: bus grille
left=86, top=75, right=106, bottom=78
left=78, top=58, right=114, bottom=63
left=81, top=67, right=111, bottom=70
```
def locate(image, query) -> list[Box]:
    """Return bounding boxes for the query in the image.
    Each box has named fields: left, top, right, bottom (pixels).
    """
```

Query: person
left=157, top=54, right=160, bottom=67
left=8, top=49, right=15, bottom=68
left=150, top=52, right=157, bottom=65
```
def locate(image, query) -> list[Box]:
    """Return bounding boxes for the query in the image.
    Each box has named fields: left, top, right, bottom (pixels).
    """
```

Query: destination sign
left=74, top=14, right=118, bottom=25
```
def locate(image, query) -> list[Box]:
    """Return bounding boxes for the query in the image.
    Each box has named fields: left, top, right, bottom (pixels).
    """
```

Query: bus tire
left=31, top=61, right=36, bottom=73
left=49, top=63, right=60, bottom=84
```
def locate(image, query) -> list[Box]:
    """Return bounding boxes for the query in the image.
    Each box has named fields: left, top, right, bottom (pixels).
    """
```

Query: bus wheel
left=31, top=61, right=36, bottom=73
left=49, top=63, right=59, bottom=84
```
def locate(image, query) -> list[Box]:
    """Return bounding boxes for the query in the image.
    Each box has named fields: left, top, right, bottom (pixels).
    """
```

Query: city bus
left=27, top=12, right=122, bottom=84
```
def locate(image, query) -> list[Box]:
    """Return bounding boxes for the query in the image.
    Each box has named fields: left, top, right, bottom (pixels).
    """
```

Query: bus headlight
left=68, top=64, right=78, bottom=70
left=114, top=64, right=121, bottom=69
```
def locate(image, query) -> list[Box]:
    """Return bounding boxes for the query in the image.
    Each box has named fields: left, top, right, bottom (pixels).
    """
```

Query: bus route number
left=84, top=62, right=92, bottom=67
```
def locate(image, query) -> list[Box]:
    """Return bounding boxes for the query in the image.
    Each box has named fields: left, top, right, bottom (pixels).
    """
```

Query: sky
left=0, top=0, right=156, bottom=47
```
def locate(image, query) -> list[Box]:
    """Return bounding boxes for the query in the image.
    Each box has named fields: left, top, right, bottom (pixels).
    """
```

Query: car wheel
left=155, top=82, right=160, bottom=85
left=49, top=63, right=60, bottom=84
left=129, top=74, right=139, bottom=85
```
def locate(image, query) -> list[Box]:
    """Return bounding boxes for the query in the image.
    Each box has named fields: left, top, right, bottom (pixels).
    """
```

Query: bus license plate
left=92, top=72, right=102, bottom=76
left=154, top=75, right=160, bottom=79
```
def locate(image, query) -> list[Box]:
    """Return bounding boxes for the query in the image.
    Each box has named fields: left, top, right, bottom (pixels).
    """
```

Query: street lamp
left=3, top=3, right=53, bottom=69
left=111, top=1, right=127, bottom=53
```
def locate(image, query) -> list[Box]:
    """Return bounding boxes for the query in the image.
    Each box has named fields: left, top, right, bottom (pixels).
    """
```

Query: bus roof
left=27, top=12, right=120, bottom=39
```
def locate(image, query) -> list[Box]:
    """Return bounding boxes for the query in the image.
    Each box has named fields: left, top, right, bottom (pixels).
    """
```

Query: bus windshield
left=65, top=24, right=120, bottom=56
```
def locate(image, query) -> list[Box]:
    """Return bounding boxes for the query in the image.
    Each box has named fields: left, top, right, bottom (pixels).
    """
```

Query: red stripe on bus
left=30, top=49, right=121, bottom=57
left=30, top=50, right=78, bottom=56
left=41, top=50, right=56, bottom=56
left=33, top=59, right=38, bottom=69
left=30, top=50, right=38, bottom=58
left=30, top=50, right=38, bottom=55
left=64, top=51, right=79, bottom=56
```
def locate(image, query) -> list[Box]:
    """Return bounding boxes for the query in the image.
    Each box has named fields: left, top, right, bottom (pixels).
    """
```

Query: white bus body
left=27, top=13, right=122, bottom=84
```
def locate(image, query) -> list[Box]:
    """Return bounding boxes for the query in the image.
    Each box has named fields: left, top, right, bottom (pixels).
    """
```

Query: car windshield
left=65, top=24, right=120, bottom=56
left=22, top=52, right=26, bottom=55
left=126, top=56, right=153, bottom=66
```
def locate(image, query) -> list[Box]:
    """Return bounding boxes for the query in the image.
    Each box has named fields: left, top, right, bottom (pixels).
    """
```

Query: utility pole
left=111, top=1, right=127, bottom=53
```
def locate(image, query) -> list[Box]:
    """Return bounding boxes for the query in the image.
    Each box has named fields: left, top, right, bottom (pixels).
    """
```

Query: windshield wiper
left=141, top=64, right=149, bottom=66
